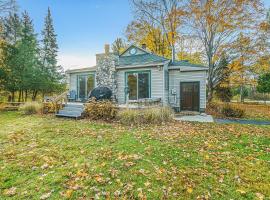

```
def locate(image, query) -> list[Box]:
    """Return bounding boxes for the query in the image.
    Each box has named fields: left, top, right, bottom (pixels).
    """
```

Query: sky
left=17, top=0, right=270, bottom=71
left=17, top=0, right=133, bottom=70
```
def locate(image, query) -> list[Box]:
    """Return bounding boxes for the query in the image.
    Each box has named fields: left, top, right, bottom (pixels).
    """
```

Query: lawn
left=207, top=102, right=270, bottom=121
left=0, top=112, right=269, bottom=199
left=231, top=103, right=270, bottom=121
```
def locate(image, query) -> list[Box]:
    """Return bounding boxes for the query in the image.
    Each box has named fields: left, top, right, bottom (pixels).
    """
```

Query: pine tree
left=40, top=7, right=64, bottom=95
left=1, top=13, right=22, bottom=101
left=17, top=11, right=40, bottom=101
left=3, top=13, right=22, bottom=44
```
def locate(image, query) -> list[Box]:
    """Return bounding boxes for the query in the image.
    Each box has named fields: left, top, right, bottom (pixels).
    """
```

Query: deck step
left=58, top=110, right=82, bottom=116
left=55, top=113, right=81, bottom=118
left=65, top=104, right=84, bottom=109
left=62, top=107, right=84, bottom=112
left=56, top=103, right=85, bottom=119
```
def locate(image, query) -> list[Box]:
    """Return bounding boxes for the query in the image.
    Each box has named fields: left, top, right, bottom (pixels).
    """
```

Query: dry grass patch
left=207, top=102, right=270, bottom=121
left=118, top=106, right=174, bottom=125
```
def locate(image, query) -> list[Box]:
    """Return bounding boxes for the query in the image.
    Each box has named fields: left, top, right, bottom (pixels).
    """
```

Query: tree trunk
left=21, top=90, right=24, bottom=102
left=32, top=90, right=38, bottom=101
left=240, top=85, right=244, bottom=103
left=25, top=90, right=28, bottom=102
left=207, top=88, right=213, bottom=102
left=18, top=90, right=21, bottom=102
left=11, top=91, right=15, bottom=102
left=207, top=76, right=214, bottom=102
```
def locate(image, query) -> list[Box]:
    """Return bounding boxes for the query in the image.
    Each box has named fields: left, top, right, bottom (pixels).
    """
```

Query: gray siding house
left=66, top=44, right=208, bottom=112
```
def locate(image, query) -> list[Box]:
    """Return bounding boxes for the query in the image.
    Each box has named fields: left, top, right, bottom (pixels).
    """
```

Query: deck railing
left=45, top=91, right=68, bottom=114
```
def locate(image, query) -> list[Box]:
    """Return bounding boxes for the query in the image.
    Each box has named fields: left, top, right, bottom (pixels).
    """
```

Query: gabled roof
left=118, top=53, right=168, bottom=67
left=117, top=44, right=207, bottom=69
left=119, top=44, right=152, bottom=56
left=169, top=60, right=208, bottom=69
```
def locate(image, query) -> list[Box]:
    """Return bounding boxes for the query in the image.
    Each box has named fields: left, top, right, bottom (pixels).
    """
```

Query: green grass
left=0, top=112, right=269, bottom=199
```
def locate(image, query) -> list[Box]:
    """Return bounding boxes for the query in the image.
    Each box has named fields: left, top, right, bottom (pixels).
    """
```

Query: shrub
left=84, top=99, right=118, bottom=121
left=118, top=106, right=174, bottom=125
left=43, top=102, right=63, bottom=114
left=215, top=86, right=233, bottom=102
left=221, top=104, right=245, bottom=118
left=19, top=102, right=42, bottom=115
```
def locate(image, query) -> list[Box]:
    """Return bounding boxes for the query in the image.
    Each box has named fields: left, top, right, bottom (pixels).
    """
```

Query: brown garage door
left=180, top=82, right=200, bottom=111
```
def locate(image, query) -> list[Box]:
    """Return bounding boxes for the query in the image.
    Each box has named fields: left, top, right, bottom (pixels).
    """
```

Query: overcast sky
left=17, top=0, right=270, bottom=71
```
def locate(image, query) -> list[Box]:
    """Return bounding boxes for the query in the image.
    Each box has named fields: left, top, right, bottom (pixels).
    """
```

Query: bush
left=19, top=102, right=42, bottom=115
left=221, top=104, right=245, bottom=118
left=118, top=106, right=174, bottom=125
left=84, top=99, right=118, bottom=121
left=215, top=86, right=233, bottom=102
left=43, top=102, right=63, bottom=114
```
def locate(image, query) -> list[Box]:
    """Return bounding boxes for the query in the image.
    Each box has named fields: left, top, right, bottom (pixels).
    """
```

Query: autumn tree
left=130, top=0, right=185, bottom=61
left=111, top=38, right=127, bottom=55
left=177, top=34, right=204, bottom=64
left=126, top=20, right=171, bottom=57
left=185, top=0, right=265, bottom=102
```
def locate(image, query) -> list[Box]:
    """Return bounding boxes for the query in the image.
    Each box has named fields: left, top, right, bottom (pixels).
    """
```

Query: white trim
left=116, top=62, right=165, bottom=69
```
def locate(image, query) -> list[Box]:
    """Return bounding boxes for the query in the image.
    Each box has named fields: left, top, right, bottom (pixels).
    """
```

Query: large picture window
left=78, top=74, right=95, bottom=100
left=126, top=71, right=150, bottom=101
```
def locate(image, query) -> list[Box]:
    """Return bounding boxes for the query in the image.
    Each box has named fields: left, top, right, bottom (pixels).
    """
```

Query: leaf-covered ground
left=0, top=112, right=269, bottom=199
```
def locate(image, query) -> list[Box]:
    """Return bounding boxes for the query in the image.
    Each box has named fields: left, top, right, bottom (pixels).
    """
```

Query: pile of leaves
left=84, top=98, right=118, bottom=121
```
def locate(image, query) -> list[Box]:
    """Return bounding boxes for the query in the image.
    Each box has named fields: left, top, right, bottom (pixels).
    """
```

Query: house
left=66, top=44, right=208, bottom=112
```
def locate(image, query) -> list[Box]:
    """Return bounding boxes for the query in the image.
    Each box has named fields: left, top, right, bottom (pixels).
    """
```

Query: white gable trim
left=119, top=44, right=152, bottom=56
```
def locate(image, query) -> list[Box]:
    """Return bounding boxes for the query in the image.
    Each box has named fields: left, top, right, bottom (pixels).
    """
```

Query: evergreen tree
left=41, top=7, right=63, bottom=94
left=3, top=13, right=21, bottom=44
left=215, top=56, right=233, bottom=102
left=1, top=13, right=22, bottom=101
left=17, top=11, right=40, bottom=101
left=257, top=73, right=270, bottom=95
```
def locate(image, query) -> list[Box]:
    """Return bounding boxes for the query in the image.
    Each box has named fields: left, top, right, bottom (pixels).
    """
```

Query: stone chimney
left=104, top=44, right=110, bottom=55
left=95, top=44, right=118, bottom=101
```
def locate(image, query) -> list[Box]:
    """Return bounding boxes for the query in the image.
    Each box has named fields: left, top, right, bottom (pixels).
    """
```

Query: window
left=77, top=74, right=95, bottom=100
left=126, top=71, right=150, bottom=101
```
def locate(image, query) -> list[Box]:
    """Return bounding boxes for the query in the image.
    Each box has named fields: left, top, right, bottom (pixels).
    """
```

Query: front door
left=180, top=82, right=199, bottom=111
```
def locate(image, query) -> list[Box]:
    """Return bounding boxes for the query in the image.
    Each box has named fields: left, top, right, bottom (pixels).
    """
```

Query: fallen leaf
left=4, top=187, right=16, bottom=196
left=256, top=192, right=264, bottom=200
left=187, top=187, right=193, bottom=194
left=144, top=181, right=151, bottom=187
left=40, top=192, right=52, bottom=200
left=236, top=189, right=246, bottom=194
left=124, top=161, right=135, bottom=167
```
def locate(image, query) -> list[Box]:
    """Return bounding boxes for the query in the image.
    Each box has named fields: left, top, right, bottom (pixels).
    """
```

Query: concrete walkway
left=174, top=114, right=214, bottom=123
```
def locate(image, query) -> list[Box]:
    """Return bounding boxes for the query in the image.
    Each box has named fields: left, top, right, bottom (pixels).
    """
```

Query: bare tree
left=185, top=0, right=264, bottom=101
left=131, top=0, right=185, bottom=61
left=0, top=0, right=16, bottom=16
left=111, top=38, right=127, bottom=55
